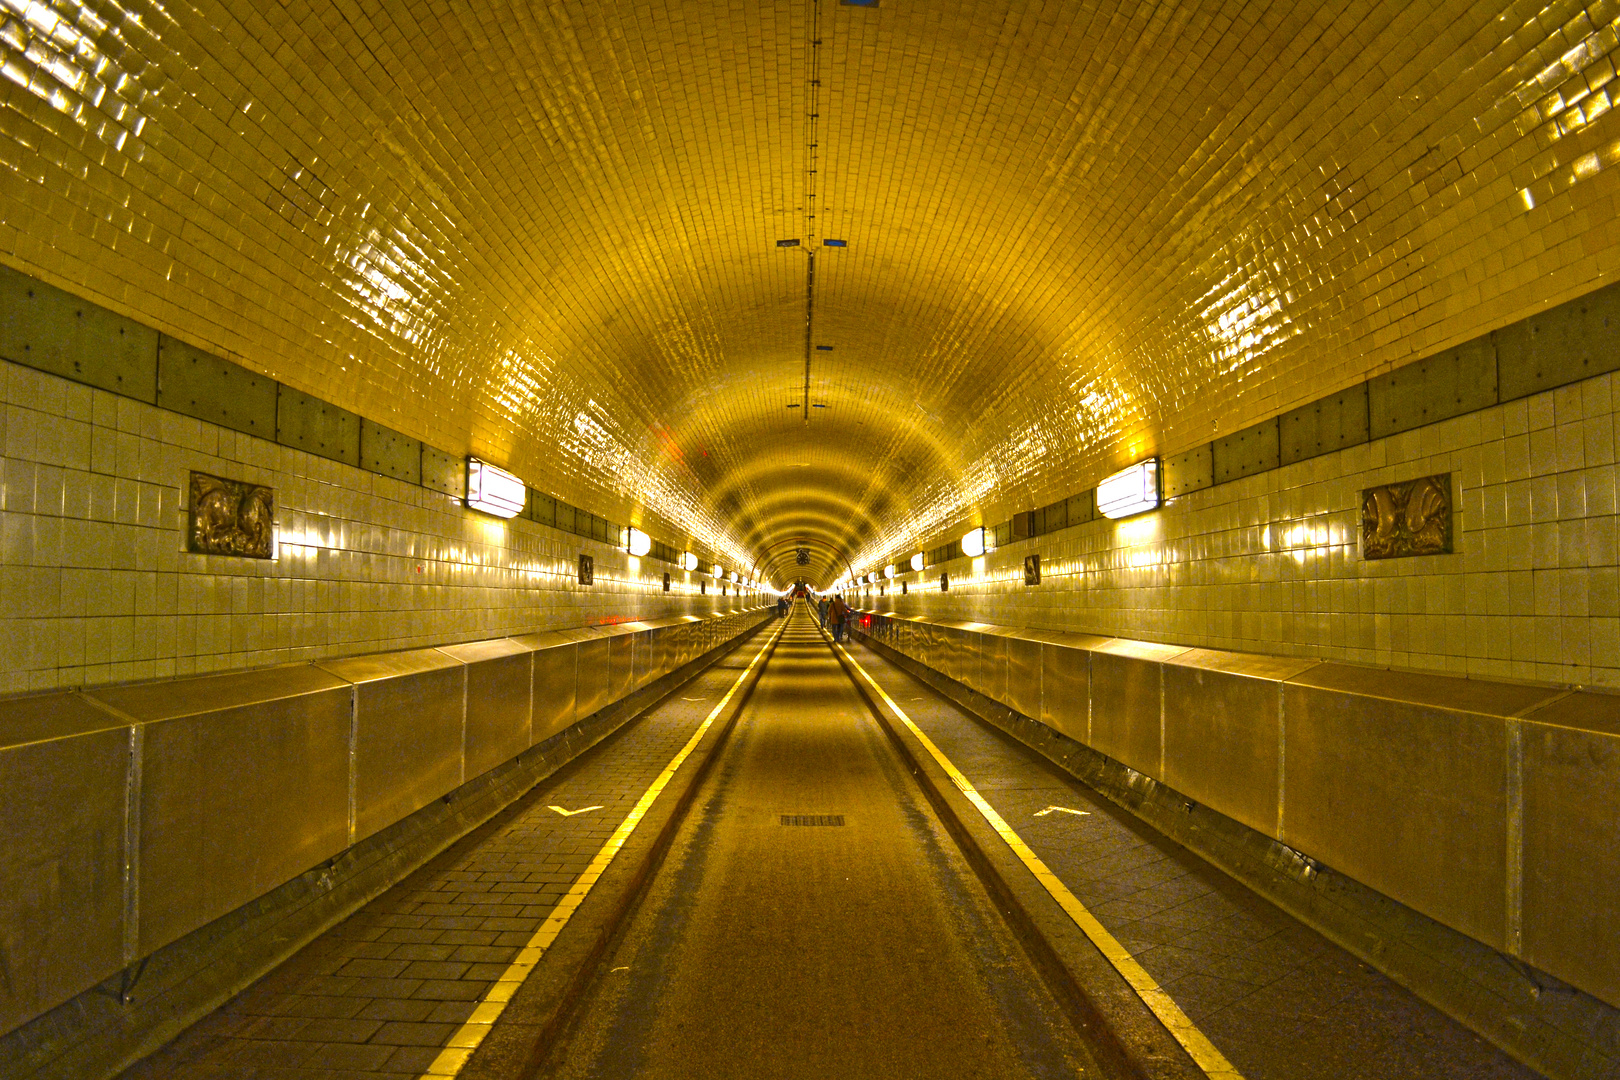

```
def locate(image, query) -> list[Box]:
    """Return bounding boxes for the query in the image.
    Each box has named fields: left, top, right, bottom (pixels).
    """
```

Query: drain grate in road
left=780, top=815, right=845, bottom=826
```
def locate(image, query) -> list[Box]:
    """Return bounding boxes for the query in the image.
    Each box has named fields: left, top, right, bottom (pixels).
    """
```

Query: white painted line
left=836, top=640, right=1244, bottom=1080
left=547, top=805, right=604, bottom=817
left=1034, top=805, right=1091, bottom=817
left=416, top=621, right=784, bottom=1077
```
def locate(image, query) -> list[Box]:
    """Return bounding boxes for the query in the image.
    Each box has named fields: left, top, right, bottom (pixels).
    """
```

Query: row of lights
left=834, top=459, right=1162, bottom=590
left=465, top=459, right=774, bottom=591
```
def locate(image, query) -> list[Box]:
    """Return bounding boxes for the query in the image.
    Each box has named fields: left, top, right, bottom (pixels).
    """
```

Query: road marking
left=548, top=805, right=603, bottom=817
left=835, top=641, right=1244, bottom=1080
left=1034, top=805, right=1091, bottom=817
left=416, top=620, right=784, bottom=1077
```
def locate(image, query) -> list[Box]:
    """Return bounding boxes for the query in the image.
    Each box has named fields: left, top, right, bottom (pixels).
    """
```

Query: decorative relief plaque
left=578, top=554, right=594, bottom=585
left=940, top=572, right=950, bottom=592
left=663, top=572, right=671, bottom=592
left=1361, top=473, right=1452, bottom=559
left=188, top=471, right=273, bottom=558
left=1024, top=553, right=1041, bottom=586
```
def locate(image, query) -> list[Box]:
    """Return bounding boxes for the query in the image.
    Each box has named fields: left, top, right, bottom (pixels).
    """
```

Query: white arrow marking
left=1034, top=805, right=1091, bottom=817
left=549, top=805, right=604, bottom=817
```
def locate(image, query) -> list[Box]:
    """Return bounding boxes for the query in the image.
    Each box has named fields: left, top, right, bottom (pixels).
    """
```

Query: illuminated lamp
left=466, top=459, right=525, bottom=518
left=884, top=565, right=896, bottom=579
left=729, top=571, right=739, bottom=583
left=680, top=551, right=698, bottom=571
left=961, top=527, right=987, bottom=557
left=910, top=552, right=924, bottom=572
left=626, top=527, right=652, bottom=557
left=712, top=564, right=723, bottom=578
left=1096, top=458, right=1161, bottom=519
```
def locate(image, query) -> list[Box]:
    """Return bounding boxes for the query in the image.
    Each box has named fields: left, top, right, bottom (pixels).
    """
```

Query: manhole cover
left=780, top=815, right=845, bottom=826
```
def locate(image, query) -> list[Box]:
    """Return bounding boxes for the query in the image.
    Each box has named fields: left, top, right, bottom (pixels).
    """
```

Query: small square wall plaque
left=578, top=554, right=594, bottom=585
left=188, top=471, right=274, bottom=558
left=1024, top=554, right=1041, bottom=585
left=663, top=572, right=671, bottom=592
left=1361, top=473, right=1453, bottom=559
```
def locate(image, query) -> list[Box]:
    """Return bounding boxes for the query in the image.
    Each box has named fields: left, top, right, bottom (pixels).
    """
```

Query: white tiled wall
left=0, top=359, right=761, bottom=695
left=863, top=372, right=1620, bottom=689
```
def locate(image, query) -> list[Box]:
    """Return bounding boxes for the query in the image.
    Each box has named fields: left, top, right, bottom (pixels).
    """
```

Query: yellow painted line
left=834, top=639, right=1245, bottom=1080
left=416, top=620, right=784, bottom=1078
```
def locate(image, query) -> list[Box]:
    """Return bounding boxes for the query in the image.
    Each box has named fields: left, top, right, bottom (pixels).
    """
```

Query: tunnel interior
left=1, top=1, right=1620, bottom=1078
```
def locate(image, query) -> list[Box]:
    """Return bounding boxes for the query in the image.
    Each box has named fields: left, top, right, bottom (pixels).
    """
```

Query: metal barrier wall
left=0, top=607, right=770, bottom=1038
left=849, top=610, right=1620, bottom=1012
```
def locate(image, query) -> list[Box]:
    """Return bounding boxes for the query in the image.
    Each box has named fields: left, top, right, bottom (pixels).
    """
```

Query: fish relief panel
left=188, top=471, right=274, bottom=558
left=1361, top=473, right=1452, bottom=560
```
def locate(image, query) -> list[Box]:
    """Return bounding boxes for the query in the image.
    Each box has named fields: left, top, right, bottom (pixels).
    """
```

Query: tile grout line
left=835, top=640, right=1245, bottom=1080
left=414, top=621, right=784, bottom=1077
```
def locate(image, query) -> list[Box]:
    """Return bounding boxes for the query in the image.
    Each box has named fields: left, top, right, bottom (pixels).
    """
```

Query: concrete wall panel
left=1279, top=383, right=1369, bottom=466
left=277, top=385, right=360, bottom=467
left=1163, top=443, right=1213, bottom=499
left=1368, top=338, right=1496, bottom=440
left=1214, top=417, right=1280, bottom=484
left=1497, top=281, right=1620, bottom=402
left=421, top=444, right=465, bottom=498
left=361, top=418, right=423, bottom=485
left=0, top=264, right=157, bottom=402
left=156, top=336, right=278, bottom=439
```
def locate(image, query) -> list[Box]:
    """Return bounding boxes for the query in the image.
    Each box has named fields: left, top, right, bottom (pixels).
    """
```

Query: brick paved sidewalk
left=122, top=652, right=759, bottom=1080
left=844, top=637, right=1539, bottom=1080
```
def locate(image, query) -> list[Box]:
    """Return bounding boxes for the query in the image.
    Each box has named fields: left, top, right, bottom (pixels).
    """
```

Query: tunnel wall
left=848, top=612, right=1620, bottom=1014
left=860, top=358, right=1619, bottom=691
left=0, top=605, right=770, bottom=1040
left=0, top=331, right=764, bottom=696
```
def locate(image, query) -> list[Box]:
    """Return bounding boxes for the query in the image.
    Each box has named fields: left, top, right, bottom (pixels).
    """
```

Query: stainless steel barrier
left=850, top=609, right=1620, bottom=1011
left=0, top=606, right=770, bottom=1038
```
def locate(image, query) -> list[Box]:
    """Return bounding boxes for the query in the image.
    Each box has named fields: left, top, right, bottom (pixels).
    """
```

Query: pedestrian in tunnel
left=828, top=593, right=849, bottom=642
left=817, top=593, right=830, bottom=628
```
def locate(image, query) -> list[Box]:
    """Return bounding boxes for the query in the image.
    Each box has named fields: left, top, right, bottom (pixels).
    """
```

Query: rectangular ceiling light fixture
left=466, top=459, right=525, bottom=518
left=776, top=238, right=801, bottom=247
left=815, top=344, right=834, bottom=350
left=1096, top=458, right=1161, bottom=519
left=822, top=238, right=848, bottom=246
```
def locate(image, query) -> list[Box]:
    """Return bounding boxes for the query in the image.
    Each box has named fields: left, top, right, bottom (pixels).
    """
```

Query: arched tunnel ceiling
left=4, top=1, right=1618, bottom=587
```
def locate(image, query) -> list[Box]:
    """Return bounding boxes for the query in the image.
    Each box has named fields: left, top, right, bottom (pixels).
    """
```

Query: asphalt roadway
left=543, top=607, right=1103, bottom=1079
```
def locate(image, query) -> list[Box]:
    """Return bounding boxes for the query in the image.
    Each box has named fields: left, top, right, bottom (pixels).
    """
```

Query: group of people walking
left=775, top=589, right=852, bottom=642
left=817, top=593, right=851, bottom=641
